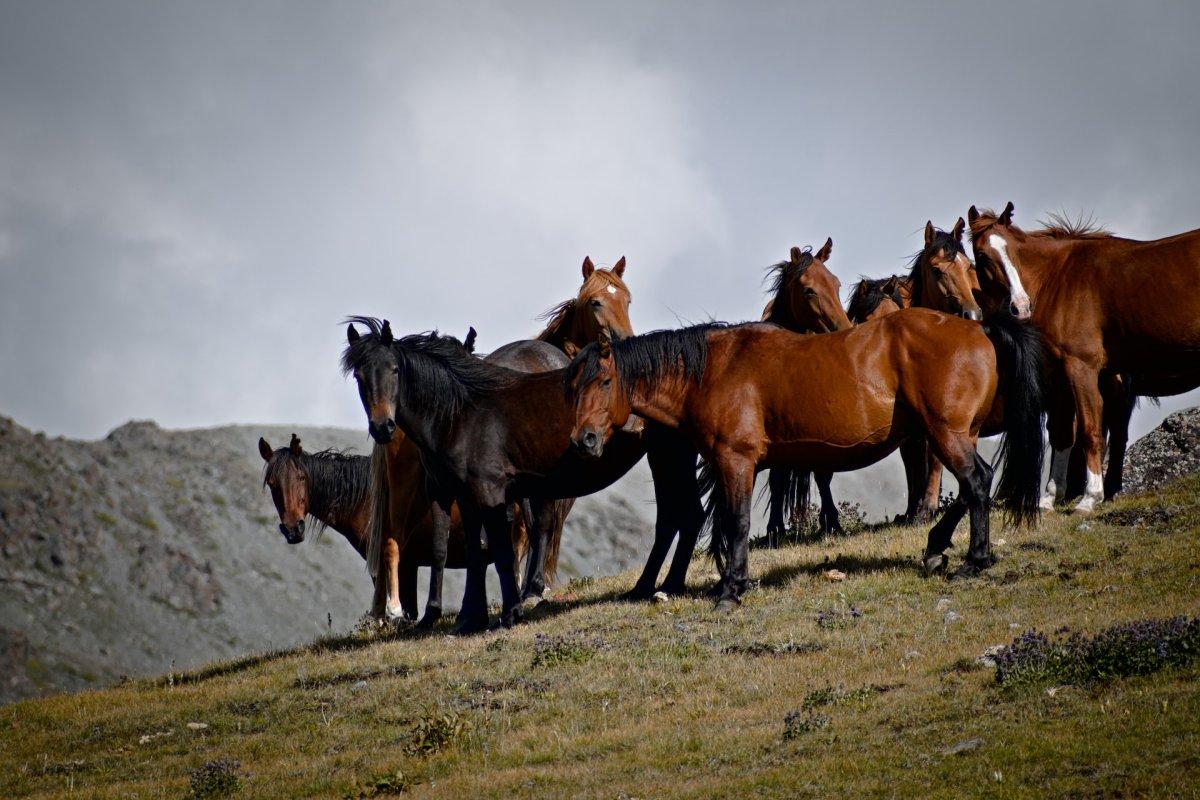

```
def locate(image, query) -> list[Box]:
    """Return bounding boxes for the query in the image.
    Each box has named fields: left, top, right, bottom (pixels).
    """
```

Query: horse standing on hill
left=967, top=202, right=1200, bottom=510
left=565, top=310, right=1046, bottom=608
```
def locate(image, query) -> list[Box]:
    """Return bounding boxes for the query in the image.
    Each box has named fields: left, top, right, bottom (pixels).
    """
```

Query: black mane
left=340, top=316, right=516, bottom=428
left=846, top=276, right=904, bottom=323
left=765, top=249, right=813, bottom=298
left=906, top=229, right=965, bottom=306
left=565, top=323, right=727, bottom=398
left=264, top=447, right=368, bottom=532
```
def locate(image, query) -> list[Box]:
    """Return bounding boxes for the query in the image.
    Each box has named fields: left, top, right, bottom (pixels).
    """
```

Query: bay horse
left=758, top=240, right=852, bottom=544
left=344, top=318, right=705, bottom=632
left=258, top=434, right=542, bottom=622
left=565, top=310, right=1046, bottom=608
left=968, top=202, right=1200, bottom=510
left=846, top=275, right=909, bottom=324
left=537, top=256, right=633, bottom=352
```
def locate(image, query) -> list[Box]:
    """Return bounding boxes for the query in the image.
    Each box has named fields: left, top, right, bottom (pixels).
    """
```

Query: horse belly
left=765, top=435, right=901, bottom=473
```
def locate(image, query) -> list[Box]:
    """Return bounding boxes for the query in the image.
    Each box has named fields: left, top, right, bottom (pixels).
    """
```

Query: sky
left=2, top=0, right=1199, bottom=441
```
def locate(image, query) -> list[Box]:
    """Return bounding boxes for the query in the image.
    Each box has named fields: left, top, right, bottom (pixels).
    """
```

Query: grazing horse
left=846, top=275, right=909, bottom=324
left=344, top=317, right=705, bottom=632
left=968, top=202, right=1200, bottom=510
left=758, top=240, right=852, bottom=543
left=565, top=311, right=1045, bottom=608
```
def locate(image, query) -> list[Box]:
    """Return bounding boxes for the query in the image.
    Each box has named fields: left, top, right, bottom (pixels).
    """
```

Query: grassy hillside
left=3, top=476, right=1200, bottom=799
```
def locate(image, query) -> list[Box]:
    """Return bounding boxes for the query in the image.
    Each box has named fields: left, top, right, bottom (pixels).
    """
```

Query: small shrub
left=783, top=710, right=830, bottom=739
left=722, top=639, right=823, bottom=657
left=814, top=603, right=863, bottom=630
left=994, top=616, right=1200, bottom=691
left=531, top=633, right=596, bottom=667
left=801, top=683, right=889, bottom=710
left=404, top=712, right=470, bottom=757
left=189, top=759, right=241, bottom=799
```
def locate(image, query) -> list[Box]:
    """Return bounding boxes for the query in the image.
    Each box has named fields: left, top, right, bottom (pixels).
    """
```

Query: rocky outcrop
left=1123, top=407, right=1200, bottom=495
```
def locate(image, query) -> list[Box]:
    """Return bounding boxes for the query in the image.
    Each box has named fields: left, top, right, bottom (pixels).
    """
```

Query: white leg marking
left=989, top=235, right=1032, bottom=318
left=1075, top=469, right=1104, bottom=513
left=1040, top=447, right=1070, bottom=510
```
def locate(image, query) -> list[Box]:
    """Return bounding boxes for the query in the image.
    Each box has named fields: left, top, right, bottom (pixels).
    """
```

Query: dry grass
left=3, top=476, right=1200, bottom=799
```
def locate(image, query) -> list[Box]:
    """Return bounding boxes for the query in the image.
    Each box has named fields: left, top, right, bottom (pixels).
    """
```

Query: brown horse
left=566, top=310, right=1046, bottom=607
left=968, top=202, right=1200, bottom=510
left=846, top=275, right=909, bottom=324
left=758, top=240, right=852, bottom=543
left=538, top=256, right=633, bottom=349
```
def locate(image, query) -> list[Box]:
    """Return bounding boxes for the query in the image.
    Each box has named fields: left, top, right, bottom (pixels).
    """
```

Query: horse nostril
left=1009, top=302, right=1021, bottom=317
left=583, top=431, right=597, bottom=448
left=296, top=519, right=305, bottom=534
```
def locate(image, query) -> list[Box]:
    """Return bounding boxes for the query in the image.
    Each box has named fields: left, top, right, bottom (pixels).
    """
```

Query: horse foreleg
left=383, top=536, right=404, bottom=622
left=714, top=451, right=755, bottom=611
left=1063, top=358, right=1106, bottom=513
left=518, top=498, right=546, bottom=602
left=815, top=472, right=841, bottom=534
left=765, top=468, right=788, bottom=548
left=1102, top=373, right=1135, bottom=500
left=1041, top=379, right=1077, bottom=511
left=485, top=504, right=523, bottom=628
left=419, top=498, right=450, bottom=630
left=660, top=454, right=705, bottom=596
left=398, top=554, right=418, bottom=622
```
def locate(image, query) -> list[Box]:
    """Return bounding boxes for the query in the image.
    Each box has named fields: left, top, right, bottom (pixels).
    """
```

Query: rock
left=941, top=737, right=983, bottom=756
left=935, top=597, right=953, bottom=612
left=943, top=611, right=963, bottom=624
left=186, top=722, right=208, bottom=731
left=822, top=569, right=847, bottom=582
left=652, top=592, right=670, bottom=604
left=977, top=645, right=1006, bottom=668
left=1123, top=407, right=1200, bottom=494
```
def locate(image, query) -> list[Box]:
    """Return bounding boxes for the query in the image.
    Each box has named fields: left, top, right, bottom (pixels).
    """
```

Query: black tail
left=759, top=466, right=812, bottom=533
left=698, top=459, right=727, bottom=571
left=984, top=313, right=1046, bottom=526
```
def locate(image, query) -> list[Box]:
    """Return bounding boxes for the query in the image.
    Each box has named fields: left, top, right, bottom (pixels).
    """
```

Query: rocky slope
left=0, top=414, right=931, bottom=705
left=1122, top=407, right=1200, bottom=494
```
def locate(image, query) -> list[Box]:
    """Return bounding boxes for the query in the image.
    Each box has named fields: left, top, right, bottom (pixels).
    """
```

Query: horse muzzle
left=368, top=417, right=396, bottom=444
left=572, top=429, right=604, bottom=459
left=279, top=520, right=305, bottom=544
left=960, top=308, right=983, bottom=322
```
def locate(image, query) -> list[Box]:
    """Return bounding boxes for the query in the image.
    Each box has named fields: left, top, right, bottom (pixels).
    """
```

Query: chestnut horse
left=566, top=310, right=1045, bottom=608
left=758, top=240, right=852, bottom=543
left=258, top=433, right=543, bottom=621
left=968, top=202, right=1200, bottom=510
left=537, top=256, right=633, bottom=353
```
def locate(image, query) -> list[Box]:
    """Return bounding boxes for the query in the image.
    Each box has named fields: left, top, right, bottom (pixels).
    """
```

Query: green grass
left=4, top=476, right=1200, bottom=799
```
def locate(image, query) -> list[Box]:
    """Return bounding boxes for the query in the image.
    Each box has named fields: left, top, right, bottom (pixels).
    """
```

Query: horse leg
left=1102, top=374, right=1135, bottom=500
left=714, top=451, right=755, bottom=611
left=1041, top=381, right=1076, bottom=511
left=484, top=504, right=523, bottom=628
left=898, top=438, right=925, bottom=523
left=518, top=498, right=548, bottom=603
left=626, top=440, right=688, bottom=598
left=922, top=433, right=992, bottom=574
left=659, top=443, right=704, bottom=596
left=399, top=554, right=419, bottom=622
left=815, top=472, right=841, bottom=534
left=383, top=536, right=404, bottom=622
left=418, top=499, right=450, bottom=629
left=1063, top=358, right=1106, bottom=513
left=765, top=468, right=788, bottom=547
left=921, top=453, right=944, bottom=521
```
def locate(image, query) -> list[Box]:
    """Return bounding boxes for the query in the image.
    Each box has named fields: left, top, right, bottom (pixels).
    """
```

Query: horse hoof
left=416, top=611, right=442, bottom=630
left=500, top=607, right=523, bottom=629
left=622, top=585, right=656, bottom=602
left=922, top=553, right=949, bottom=576
left=453, top=614, right=489, bottom=635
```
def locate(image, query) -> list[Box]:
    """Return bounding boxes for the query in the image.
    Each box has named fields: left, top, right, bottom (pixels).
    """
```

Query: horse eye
left=591, top=299, right=603, bottom=308
left=601, top=378, right=612, bottom=388
left=804, top=288, right=817, bottom=297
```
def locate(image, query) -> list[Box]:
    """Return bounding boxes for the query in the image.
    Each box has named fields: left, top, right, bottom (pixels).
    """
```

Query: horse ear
left=815, top=237, right=833, bottom=262
left=952, top=217, right=966, bottom=242
left=380, top=320, right=393, bottom=344
left=563, top=341, right=580, bottom=359
left=581, top=256, right=595, bottom=279
left=968, top=205, right=980, bottom=225
left=612, top=256, right=626, bottom=277
left=346, top=324, right=360, bottom=344
left=258, top=437, right=273, bottom=462
left=597, top=330, right=612, bottom=358
left=789, top=246, right=804, bottom=263
left=998, top=201, right=1015, bottom=226
left=924, top=221, right=935, bottom=247
left=464, top=326, right=477, bottom=354
left=289, top=433, right=302, bottom=455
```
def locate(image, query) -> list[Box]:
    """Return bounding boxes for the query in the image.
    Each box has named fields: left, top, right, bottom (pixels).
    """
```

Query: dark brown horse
left=758, top=240, right=852, bottom=543
left=258, top=433, right=549, bottom=623
left=344, top=318, right=705, bottom=631
left=566, top=310, right=1045, bottom=608
left=846, top=275, right=909, bottom=324
left=968, top=202, right=1200, bottom=510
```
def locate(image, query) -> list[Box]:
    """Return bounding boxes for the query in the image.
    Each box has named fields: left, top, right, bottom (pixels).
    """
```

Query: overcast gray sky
left=2, top=0, right=1199, bottom=440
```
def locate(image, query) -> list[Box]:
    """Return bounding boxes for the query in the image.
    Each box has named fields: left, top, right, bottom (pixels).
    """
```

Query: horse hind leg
left=765, top=468, right=788, bottom=547
left=922, top=433, right=993, bottom=575
left=815, top=472, right=841, bottom=534
left=1063, top=358, right=1106, bottom=513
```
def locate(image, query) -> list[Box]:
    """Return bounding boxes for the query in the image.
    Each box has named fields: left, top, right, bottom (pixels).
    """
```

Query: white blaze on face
left=606, top=285, right=617, bottom=295
left=988, top=234, right=1032, bottom=319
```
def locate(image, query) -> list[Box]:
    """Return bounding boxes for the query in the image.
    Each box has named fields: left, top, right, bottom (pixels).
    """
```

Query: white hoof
left=1039, top=494, right=1055, bottom=512
left=385, top=605, right=406, bottom=622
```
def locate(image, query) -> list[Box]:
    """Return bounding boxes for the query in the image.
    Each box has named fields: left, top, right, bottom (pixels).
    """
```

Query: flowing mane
left=537, top=268, right=630, bottom=343
left=970, top=208, right=1113, bottom=240
left=906, top=227, right=966, bottom=306
left=846, top=275, right=907, bottom=323
left=565, top=323, right=727, bottom=399
left=340, top=316, right=517, bottom=429
left=263, top=447, right=368, bottom=534
left=762, top=249, right=813, bottom=325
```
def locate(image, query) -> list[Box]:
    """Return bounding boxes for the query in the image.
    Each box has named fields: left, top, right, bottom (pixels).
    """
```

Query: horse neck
left=1010, top=234, right=1072, bottom=301
left=766, top=291, right=808, bottom=333
left=626, top=374, right=692, bottom=429
left=536, top=301, right=579, bottom=351
left=299, top=454, right=367, bottom=545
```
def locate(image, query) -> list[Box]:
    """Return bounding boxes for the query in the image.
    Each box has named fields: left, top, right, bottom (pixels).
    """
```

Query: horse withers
left=565, top=310, right=1046, bottom=609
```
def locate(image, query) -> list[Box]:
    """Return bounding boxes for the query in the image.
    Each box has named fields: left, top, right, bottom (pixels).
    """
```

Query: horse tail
left=365, top=443, right=390, bottom=578
left=983, top=313, right=1046, bottom=526
left=698, top=458, right=729, bottom=571
left=542, top=498, right=572, bottom=587
left=759, top=466, right=812, bottom=532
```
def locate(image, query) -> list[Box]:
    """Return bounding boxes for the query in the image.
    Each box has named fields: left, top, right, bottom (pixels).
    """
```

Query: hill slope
left=3, top=475, right=1199, bottom=799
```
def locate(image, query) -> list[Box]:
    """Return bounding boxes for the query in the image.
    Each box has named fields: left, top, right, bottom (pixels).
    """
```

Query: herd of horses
left=258, top=202, right=1200, bottom=632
